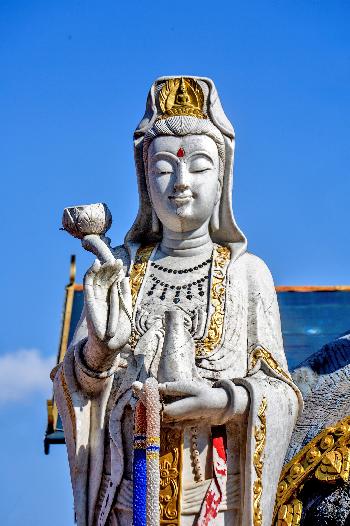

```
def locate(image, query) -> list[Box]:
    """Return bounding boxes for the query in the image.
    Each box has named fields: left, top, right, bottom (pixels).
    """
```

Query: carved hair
left=142, top=116, right=225, bottom=182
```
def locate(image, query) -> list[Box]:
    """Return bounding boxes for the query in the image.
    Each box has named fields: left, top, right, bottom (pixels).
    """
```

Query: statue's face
left=147, top=135, right=221, bottom=232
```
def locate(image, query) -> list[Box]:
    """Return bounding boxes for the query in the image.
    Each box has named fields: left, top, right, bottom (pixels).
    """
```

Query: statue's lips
left=169, top=194, right=193, bottom=205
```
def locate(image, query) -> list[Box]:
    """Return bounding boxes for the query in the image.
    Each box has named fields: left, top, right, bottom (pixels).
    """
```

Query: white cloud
left=0, top=349, right=55, bottom=403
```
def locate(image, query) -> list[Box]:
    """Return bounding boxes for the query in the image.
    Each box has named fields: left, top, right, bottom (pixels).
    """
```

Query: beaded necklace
left=148, top=256, right=212, bottom=304
left=128, top=243, right=231, bottom=357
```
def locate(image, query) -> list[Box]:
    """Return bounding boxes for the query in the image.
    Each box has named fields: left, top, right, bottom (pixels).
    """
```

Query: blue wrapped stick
left=133, top=401, right=147, bottom=526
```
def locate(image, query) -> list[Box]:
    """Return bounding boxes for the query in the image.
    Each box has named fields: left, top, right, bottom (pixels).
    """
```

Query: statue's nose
left=173, top=163, right=190, bottom=192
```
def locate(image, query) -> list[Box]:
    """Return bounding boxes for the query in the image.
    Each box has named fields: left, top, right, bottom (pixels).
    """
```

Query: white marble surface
left=54, top=76, right=302, bottom=526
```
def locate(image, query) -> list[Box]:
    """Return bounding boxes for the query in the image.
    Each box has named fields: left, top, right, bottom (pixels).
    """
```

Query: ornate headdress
left=125, top=76, right=247, bottom=263
left=158, top=77, right=207, bottom=119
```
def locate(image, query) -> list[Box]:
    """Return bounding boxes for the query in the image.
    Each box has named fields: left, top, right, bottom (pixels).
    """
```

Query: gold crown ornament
left=158, top=77, right=207, bottom=119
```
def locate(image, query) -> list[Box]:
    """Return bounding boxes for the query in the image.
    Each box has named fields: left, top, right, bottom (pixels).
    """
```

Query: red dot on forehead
left=177, top=147, right=185, bottom=158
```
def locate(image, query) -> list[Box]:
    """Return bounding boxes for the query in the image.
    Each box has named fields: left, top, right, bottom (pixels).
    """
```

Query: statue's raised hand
left=84, top=258, right=132, bottom=356
left=62, top=202, right=132, bottom=368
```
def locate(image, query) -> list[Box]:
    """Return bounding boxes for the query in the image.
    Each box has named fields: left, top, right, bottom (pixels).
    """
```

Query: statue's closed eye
left=155, top=160, right=174, bottom=175
left=188, top=158, right=212, bottom=174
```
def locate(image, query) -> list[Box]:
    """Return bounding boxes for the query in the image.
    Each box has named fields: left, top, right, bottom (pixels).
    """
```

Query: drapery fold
left=53, top=249, right=301, bottom=526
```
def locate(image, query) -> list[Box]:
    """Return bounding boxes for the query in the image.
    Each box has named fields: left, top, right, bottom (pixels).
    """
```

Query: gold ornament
left=195, top=245, right=231, bottom=356
left=253, top=397, right=267, bottom=526
left=276, top=498, right=302, bottom=526
left=273, top=414, right=350, bottom=525
left=250, top=346, right=291, bottom=381
left=315, top=446, right=350, bottom=482
left=159, top=426, right=183, bottom=525
left=158, top=77, right=207, bottom=119
left=129, top=244, right=155, bottom=308
left=128, top=244, right=155, bottom=350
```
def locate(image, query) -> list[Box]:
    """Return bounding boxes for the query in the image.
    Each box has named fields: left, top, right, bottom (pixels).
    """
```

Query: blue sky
left=0, top=1, right=349, bottom=524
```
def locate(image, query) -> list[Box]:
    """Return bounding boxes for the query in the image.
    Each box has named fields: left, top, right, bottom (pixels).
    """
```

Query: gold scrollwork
left=129, top=244, right=155, bottom=308
left=128, top=244, right=155, bottom=349
left=253, top=397, right=267, bottom=526
left=195, top=245, right=231, bottom=356
left=250, top=346, right=291, bottom=381
left=273, top=414, right=350, bottom=525
left=159, top=427, right=183, bottom=525
left=276, top=498, right=302, bottom=526
left=315, top=446, right=350, bottom=482
left=319, top=434, right=335, bottom=450
left=305, top=447, right=321, bottom=464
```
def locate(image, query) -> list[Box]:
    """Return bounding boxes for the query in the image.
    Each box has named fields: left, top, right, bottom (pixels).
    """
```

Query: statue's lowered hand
left=158, top=381, right=229, bottom=425
left=84, top=258, right=132, bottom=352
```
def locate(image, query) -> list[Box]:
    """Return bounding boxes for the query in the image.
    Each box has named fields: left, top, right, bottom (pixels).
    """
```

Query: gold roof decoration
left=273, top=414, right=350, bottom=526
left=158, top=77, right=207, bottom=119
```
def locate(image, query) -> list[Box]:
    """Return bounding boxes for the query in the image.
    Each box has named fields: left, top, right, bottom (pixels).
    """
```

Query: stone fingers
left=162, top=396, right=199, bottom=422
left=119, top=277, right=132, bottom=313
left=84, top=260, right=106, bottom=341
left=106, top=279, right=119, bottom=339
left=84, top=258, right=126, bottom=342
left=106, top=277, right=132, bottom=349
left=117, top=277, right=133, bottom=326
left=84, top=259, right=101, bottom=291
left=106, top=273, right=129, bottom=339
left=92, top=260, right=123, bottom=301
left=158, top=381, right=201, bottom=397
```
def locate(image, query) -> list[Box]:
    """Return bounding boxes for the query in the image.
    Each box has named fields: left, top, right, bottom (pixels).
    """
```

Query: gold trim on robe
left=253, top=397, right=267, bottom=526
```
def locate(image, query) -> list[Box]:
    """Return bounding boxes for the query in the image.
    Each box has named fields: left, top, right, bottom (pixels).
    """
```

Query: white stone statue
left=53, top=76, right=303, bottom=526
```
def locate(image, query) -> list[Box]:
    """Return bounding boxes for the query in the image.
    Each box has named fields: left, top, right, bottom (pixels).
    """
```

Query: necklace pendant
left=173, top=289, right=181, bottom=304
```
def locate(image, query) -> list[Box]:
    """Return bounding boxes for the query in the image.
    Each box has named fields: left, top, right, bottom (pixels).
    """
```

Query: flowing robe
left=53, top=243, right=302, bottom=526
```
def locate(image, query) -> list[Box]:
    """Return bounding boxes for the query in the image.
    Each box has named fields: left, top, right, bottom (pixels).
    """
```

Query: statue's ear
left=210, top=181, right=222, bottom=233
left=152, top=209, right=160, bottom=233
left=210, top=201, right=220, bottom=233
